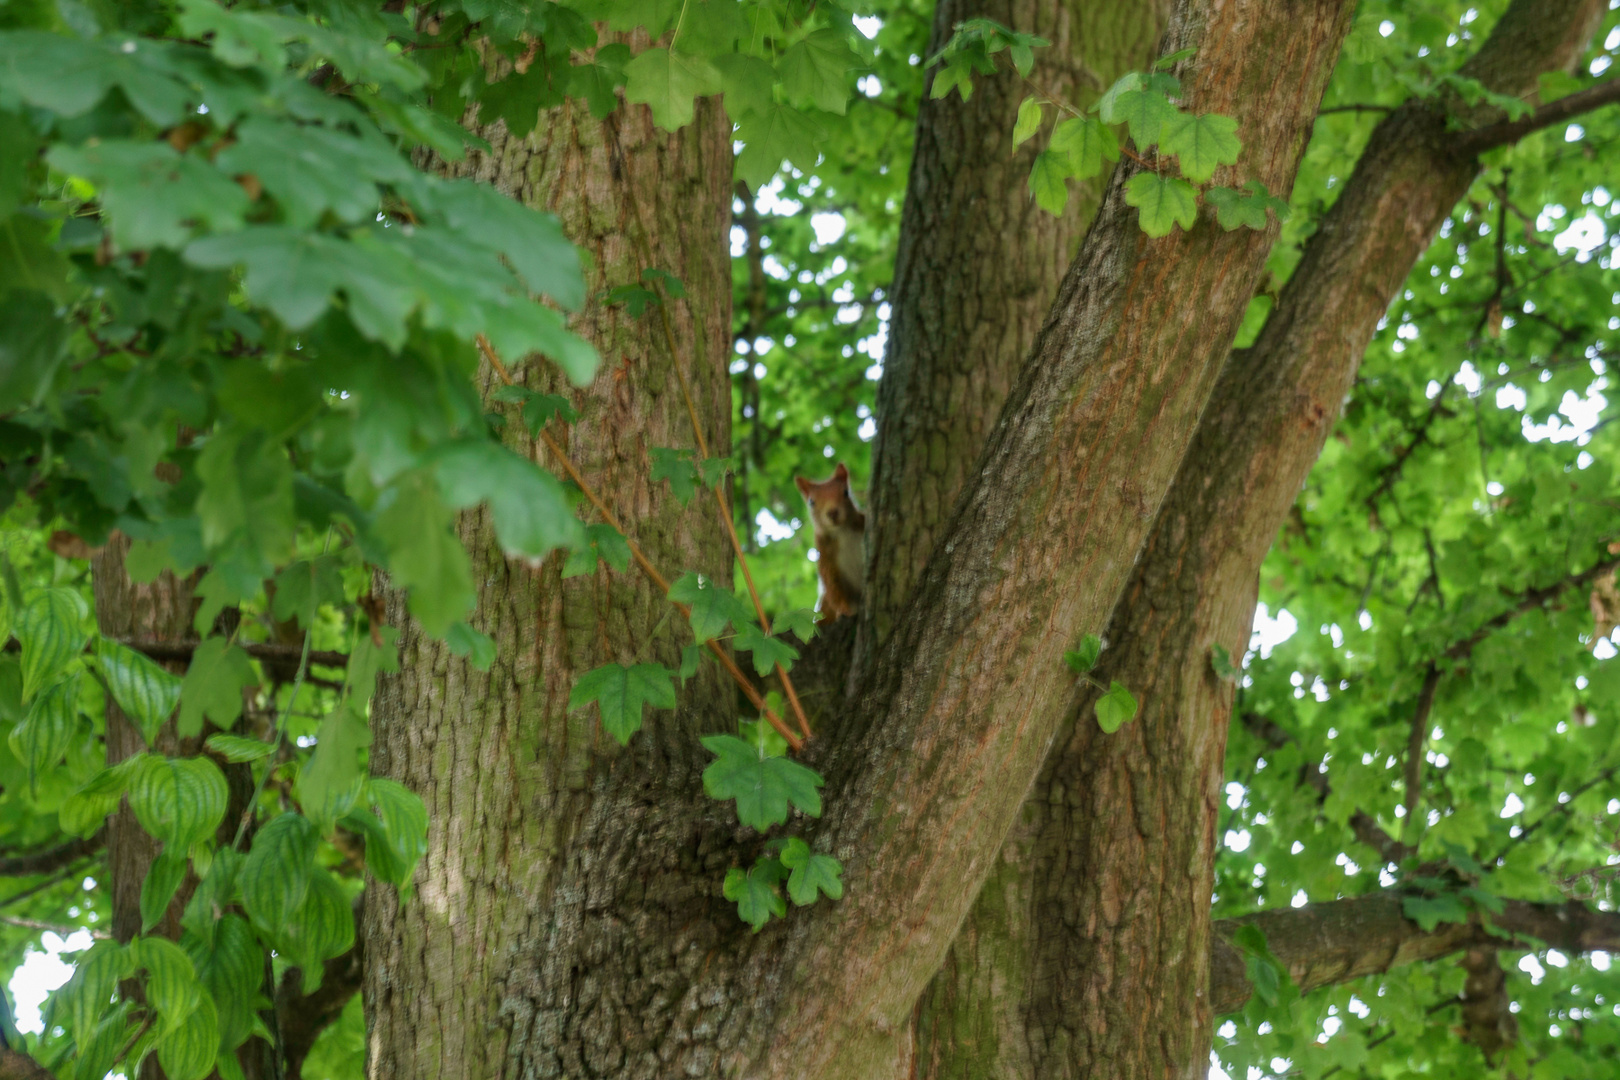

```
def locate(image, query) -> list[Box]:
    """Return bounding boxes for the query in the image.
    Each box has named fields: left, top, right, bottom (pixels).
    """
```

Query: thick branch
left=276, top=899, right=363, bottom=1080
left=1210, top=893, right=1620, bottom=1013
left=0, top=830, right=104, bottom=877
left=1453, top=76, right=1620, bottom=154
left=1402, top=665, right=1441, bottom=830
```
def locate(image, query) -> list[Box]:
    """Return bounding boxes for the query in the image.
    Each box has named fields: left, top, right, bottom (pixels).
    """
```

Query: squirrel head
left=795, top=463, right=859, bottom=529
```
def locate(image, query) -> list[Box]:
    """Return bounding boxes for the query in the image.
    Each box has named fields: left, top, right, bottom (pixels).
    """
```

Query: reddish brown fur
left=794, top=463, right=866, bottom=624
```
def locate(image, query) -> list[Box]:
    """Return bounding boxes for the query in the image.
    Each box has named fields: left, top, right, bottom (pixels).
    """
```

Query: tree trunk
left=859, top=0, right=1171, bottom=658
left=361, top=86, right=740, bottom=1078
left=911, top=1, right=1606, bottom=1077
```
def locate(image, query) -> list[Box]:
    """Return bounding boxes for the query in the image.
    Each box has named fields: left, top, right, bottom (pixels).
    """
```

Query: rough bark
left=764, top=1, right=1353, bottom=1075
left=912, top=1, right=1606, bottom=1077
left=859, top=0, right=1170, bottom=657
left=1208, top=893, right=1620, bottom=1013
left=362, top=81, right=741, bottom=1080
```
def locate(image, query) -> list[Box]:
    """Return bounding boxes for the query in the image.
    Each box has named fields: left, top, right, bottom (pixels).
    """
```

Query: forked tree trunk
left=363, top=0, right=1398, bottom=1075
left=907, top=1, right=1605, bottom=1077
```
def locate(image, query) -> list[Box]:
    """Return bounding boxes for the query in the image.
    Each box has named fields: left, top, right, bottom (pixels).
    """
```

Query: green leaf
left=568, top=662, right=677, bottom=744
left=1111, top=89, right=1180, bottom=148
left=778, top=29, right=860, bottom=115
left=780, top=837, right=843, bottom=905
left=156, top=989, right=217, bottom=1080
left=240, top=812, right=318, bottom=934
left=129, top=755, right=228, bottom=848
left=714, top=52, right=775, bottom=120
left=189, top=913, right=261, bottom=1052
left=1123, top=173, right=1198, bottom=237
left=1095, top=72, right=1145, bottom=123
left=701, top=733, right=823, bottom=830
left=678, top=643, right=702, bottom=683
left=1402, top=892, right=1469, bottom=932
left=668, top=572, right=754, bottom=643
left=734, top=102, right=828, bottom=191
left=929, top=56, right=976, bottom=102
left=47, top=141, right=249, bottom=251
left=1153, top=46, right=1198, bottom=71
left=205, top=733, right=274, bottom=763
left=1049, top=116, right=1119, bottom=180
left=357, top=778, right=428, bottom=887
left=372, top=475, right=476, bottom=637
left=739, top=716, right=788, bottom=758
left=195, top=427, right=295, bottom=584
left=650, top=447, right=700, bottom=505
left=1013, top=96, right=1043, bottom=147
left=775, top=608, right=818, bottom=642
left=16, top=587, right=88, bottom=702
left=141, top=847, right=188, bottom=933
left=446, top=622, right=497, bottom=670
left=432, top=439, right=585, bottom=562
left=177, top=0, right=287, bottom=68
left=270, top=556, right=346, bottom=629
left=58, top=939, right=131, bottom=1040
left=521, top=393, right=580, bottom=435
left=723, top=858, right=787, bottom=930
left=1159, top=110, right=1241, bottom=183
left=1210, top=642, right=1240, bottom=681
left=1094, top=680, right=1139, bottom=733
left=279, top=867, right=354, bottom=992
left=296, top=699, right=370, bottom=833
left=60, top=755, right=145, bottom=837
left=9, top=673, right=81, bottom=779
left=624, top=47, right=721, bottom=130
left=214, top=117, right=412, bottom=227
left=570, top=53, right=629, bottom=119
left=1205, top=180, right=1289, bottom=231
left=0, top=289, right=68, bottom=408
left=179, top=638, right=255, bottom=737
left=1064, top=633, right=1103, bottom=674
left=97, top=640, right=183, bottom=745
left=561, top=523, right=632, bottom=578
left=1028, top=150, right=1072, bottom=215
left=733, top=622, right=798, bottom=676
left=134, top=935, right=202, bottom=1033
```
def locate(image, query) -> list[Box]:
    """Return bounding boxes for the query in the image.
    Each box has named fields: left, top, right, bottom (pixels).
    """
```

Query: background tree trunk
left=362, top=87, right=741, bottom=1078
left=859, top=0, right=1171, bottom=659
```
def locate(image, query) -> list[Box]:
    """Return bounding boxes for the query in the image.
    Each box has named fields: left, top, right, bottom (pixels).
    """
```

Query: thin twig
left=1402, top=664, right=1441, bottom=845
left=615, top=159, right=815, bottom=741
left=0, top=914, right=108, bottom=939
left=1452, top=77, right=1620, bottom=154
left=476, top=336, right=803, bottom=751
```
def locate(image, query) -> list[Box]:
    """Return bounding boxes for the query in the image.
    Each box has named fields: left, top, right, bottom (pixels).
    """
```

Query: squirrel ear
left=832, top=462, right=848, bottom=481
left=795, top=476, right=812, bottom=495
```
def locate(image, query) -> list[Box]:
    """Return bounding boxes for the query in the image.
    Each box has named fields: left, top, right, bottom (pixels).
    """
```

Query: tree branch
left=1242, top=713, right=1411, bottom=865
left=1452, top=77, right=1620, bottom=154
left=276, top=899, right=363, bottom=1080
left=1445, top=553, right=1620, bottom=661
left=0, top=830, right=103, bottom=877
left=1210, top=892, right=1620, bottom=1014
left=1402, top=664, right=1441, bottom=836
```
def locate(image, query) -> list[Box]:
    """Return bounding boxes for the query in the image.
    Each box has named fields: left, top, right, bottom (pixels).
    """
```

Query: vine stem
left=610, top=153, right=815, bottom=741
left=475, top=335, right=803, bottom=752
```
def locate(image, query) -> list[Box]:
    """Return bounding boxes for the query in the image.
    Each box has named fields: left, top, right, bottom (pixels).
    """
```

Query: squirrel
left=794, top=462, right=866, bottom=625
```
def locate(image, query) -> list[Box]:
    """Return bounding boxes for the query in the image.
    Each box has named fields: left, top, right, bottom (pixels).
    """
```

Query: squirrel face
left=794, top=462, right=862, bottom=533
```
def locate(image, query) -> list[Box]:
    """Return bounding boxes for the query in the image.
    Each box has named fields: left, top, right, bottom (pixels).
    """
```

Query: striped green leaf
left=8, top=672, right=82, bottom=779
left=204, top=733, right=274, bottom=762
left=73, top=1002, right=133, bottom=1080
left=59, top=753, right=146, bottom=836
left=156, top=989, right=218, bottom=1080
left=344, top=778, right=427, bottom=887
left=97, top=639, right=182, bottom=745
left=280, top=866, right=354, bottom=992
left=129, top=755, right=228, bottom=849
left=59, top=939, right=130, bottom=1040
left=134, top=935, right=201, bottom=1034
left=189, top=913, right=263, bottom=1052
left=141, top=847, right=188, bottom=933
left=16, top=587, right=87, bottom=701
left=240, top=812, right=317, bottom=934
left=182, top=847, right=242, bottom=940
